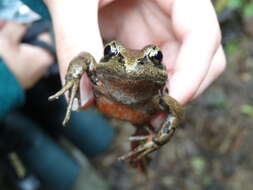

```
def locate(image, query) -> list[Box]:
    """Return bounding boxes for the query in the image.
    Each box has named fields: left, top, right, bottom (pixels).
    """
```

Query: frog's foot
left=128, top=126, right=154, bottom=141
left=119, top=114, right=178, bottom=161
left=48, top=79, right=80, bottom=126
left=119, top=137, right=158, bottom=161
left=129, top=136, right=150, bottom=141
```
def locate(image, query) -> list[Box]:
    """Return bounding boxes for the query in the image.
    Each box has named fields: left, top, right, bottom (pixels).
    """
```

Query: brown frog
left=48, top=40, right=184, bottom=163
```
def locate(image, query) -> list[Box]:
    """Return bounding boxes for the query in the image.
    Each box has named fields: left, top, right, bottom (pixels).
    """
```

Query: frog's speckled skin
left=48, top=41, right=184, bottom=165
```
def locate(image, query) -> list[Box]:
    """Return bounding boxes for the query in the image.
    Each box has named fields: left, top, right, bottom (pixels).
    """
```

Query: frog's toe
left=62, top=80, right=80, bottom=126
left=118, top=140, right=158, bottom=161
left=128, top=135, right=149, bottom=141
left=118, top=149, right=142, bottom=161
left=135, top=147, right=156, bottom=161
left=48, top=80, right=74, bottom=101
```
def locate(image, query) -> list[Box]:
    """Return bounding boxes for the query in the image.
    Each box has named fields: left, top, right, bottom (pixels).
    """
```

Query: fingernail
left=80, top=75, right=94, bottom=107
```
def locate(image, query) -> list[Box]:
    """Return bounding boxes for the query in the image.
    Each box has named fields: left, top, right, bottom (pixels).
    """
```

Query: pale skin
left=0, top=21, right=53, bottom=89
left=43, top=0, right=226, bottom=117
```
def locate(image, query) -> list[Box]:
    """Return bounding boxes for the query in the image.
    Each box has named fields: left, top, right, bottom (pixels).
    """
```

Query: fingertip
left=192, top=46, right=227, bottom=100
left=167, top=72, right=200, bottom=105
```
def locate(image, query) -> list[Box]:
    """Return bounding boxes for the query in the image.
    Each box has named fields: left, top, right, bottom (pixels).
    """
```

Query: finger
left=48, top=0, right=103, bottom=77
left=0, top=22, right=28, bottom=44
left=193, top=46, right=226, bottom=99
left=166, top=0, right=221, bottom=105
left=0, top=22, right=28, bottom=61
left=3, top=42, right=54, bottom=89
left=0, top=20, right=6, bottom=30
left=80, top=74, right=94, bottom=108
left=167, top=34, right=220, bottom=105
left=99, top=0, right=116, bottom=7
left=47, top=0, right=103, bottom=106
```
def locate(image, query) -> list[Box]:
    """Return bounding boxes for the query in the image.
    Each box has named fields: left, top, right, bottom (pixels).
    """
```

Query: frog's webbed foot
left=128, top=126, right=154, bottom=141
left=119, top=115, right=178, bottom=161
left=48, top=52, right=96, bottom=126
left=119, top=96, right=184, bottom=161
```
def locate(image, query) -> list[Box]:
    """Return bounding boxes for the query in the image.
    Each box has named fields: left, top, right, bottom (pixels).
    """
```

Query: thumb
left=48, top=1, right=103, bottom=107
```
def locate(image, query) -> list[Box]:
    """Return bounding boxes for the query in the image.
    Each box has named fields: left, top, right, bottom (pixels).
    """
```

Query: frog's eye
left=149, top=50, right=163, bottom=65
left=104, top=43, right=119, bottom=57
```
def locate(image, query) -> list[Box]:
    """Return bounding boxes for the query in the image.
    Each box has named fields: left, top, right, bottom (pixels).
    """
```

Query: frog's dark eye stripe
left=104, top=45, right=117, bottom=57
left=104, top=43, right=119, bottom=58
left=149, top=50, right=163, bottom=65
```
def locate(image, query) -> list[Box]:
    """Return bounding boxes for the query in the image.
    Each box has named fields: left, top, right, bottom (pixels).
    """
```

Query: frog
left=48, top=40, right=184, bottom=163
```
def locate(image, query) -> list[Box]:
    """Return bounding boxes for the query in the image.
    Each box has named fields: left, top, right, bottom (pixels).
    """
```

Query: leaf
left=225, top=41, right=238, bottom=55
left=227, top=0, right=243, bottom=9
left=191, top=157, right=205, bottom=175
left=240, top=104, right=253, bottom=117
left=243, top=3, right=253, bottom=17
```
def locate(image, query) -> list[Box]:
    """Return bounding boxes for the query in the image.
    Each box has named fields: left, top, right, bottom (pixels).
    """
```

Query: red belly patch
left=96, top=96, right=151, bottom=124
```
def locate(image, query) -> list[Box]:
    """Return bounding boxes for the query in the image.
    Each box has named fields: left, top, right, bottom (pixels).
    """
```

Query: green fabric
left=0, top=58, right=25, bottom=120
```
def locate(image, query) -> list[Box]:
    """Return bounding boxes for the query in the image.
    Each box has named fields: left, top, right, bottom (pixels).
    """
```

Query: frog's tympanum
left=49, top=41, right=184, bottom=169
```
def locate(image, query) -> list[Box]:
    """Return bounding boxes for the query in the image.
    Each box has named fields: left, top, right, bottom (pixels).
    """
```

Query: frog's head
left=97, top=41, right=167, bottom=85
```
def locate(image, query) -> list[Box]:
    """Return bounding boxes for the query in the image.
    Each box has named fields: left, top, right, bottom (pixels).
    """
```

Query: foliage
left=240, top=104, right=253, bottom=117
left=214, top=0, right=253, bottom=16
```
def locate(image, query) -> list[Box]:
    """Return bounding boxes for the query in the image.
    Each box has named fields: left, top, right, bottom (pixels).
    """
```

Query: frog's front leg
left=119, top=96, right=184, bottom=161
left=48, top=52, right=97, bottom=126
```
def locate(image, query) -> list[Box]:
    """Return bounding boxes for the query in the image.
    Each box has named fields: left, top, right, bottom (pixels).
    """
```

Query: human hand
left=44, top=0, right=226, bottom=106
left=0, top=21, right=53, bottom=89
left=99, top=0, right=226, bottom=105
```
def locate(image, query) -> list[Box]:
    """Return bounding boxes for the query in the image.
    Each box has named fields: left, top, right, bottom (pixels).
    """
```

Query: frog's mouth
left=96, top=62, right=168, bottom=85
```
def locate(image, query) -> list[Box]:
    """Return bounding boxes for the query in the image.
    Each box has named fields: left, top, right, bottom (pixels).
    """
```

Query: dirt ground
left=93, top=5, right=253, bottom=190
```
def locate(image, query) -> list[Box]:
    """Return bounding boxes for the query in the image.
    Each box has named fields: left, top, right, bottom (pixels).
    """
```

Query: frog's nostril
left=138, top=60, right=144, bottom=65
left=137, top=58, right=146, bottom=65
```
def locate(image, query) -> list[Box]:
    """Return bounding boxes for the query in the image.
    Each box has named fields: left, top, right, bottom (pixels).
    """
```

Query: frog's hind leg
left=119, top=96, right=184, bottom=161
left=128, top=126, right=154, bottom=141
left=129, top=136, right=149, bottom=141
left=124, top=126, right=152, bottom=173
left=118, top=125, right=154, bottom=161
left=118, top=116, right=176, bottom=162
